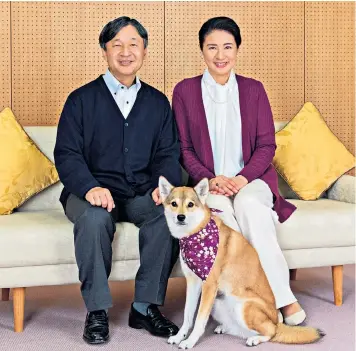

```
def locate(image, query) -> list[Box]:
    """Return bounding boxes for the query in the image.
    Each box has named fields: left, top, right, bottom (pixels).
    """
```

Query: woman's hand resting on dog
left=209, top=175, right=248, bottom=196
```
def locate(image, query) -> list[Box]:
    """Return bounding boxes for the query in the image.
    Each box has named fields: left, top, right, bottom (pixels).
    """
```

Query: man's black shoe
left=83, top=310, right=109, bottom=344
left=128, top=303, right=179, bottom=337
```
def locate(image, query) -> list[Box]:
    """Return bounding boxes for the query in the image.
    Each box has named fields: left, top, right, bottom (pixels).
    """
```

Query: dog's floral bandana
left=179, top=209, right=222, bottom=281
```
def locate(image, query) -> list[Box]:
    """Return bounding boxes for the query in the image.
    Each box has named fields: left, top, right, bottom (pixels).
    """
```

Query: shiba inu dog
left=159, top=176, right=324, bottom=349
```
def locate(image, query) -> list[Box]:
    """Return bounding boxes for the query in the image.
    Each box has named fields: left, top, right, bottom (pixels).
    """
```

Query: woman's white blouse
left=201, top=69, right=244, bottom=177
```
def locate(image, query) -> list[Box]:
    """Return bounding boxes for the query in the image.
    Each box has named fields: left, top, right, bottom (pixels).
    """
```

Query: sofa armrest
left=327, top=175, right=355, bottom=203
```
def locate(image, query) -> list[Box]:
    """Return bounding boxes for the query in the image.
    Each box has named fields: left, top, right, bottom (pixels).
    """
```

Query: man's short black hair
left=199, top=17, right=241, bottom=50
left=99, top=16, right=148, bottom=50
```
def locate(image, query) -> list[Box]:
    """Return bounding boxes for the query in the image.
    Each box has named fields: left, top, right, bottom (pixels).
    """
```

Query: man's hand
left=85, top=187, right=115, bottom=212
left=232, top=175, right=249, bottom=192
left=152, top=187, right=162, bottom=206
left=209, top=175, right=239, bottom=196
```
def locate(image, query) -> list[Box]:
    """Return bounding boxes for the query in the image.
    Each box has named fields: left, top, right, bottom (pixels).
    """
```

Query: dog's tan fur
left=160, top=177, right=324, bottom=348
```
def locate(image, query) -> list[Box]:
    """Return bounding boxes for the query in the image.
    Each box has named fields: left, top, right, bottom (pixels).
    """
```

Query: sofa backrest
left=18, top=122, right=297, bottom=212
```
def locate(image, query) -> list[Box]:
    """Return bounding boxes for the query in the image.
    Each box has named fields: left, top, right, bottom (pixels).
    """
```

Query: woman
left=172, top=16, right=305, bottom=325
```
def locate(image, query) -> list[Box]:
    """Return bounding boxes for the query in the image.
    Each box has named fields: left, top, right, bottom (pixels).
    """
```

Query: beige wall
left=0, top=1, right=354, bottom=159
left=10, top=2, right=164, bottom=125
left=165, top=1, right=305, bottom=123
left=305, top=2, right=354, bottom=157
left=0, top=2, right=11, bottom=111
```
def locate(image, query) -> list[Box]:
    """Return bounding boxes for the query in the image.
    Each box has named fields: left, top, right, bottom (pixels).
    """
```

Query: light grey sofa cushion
left=0, top=210, right=140, bottom=268
left=1, top=198, right=354, bottom=268
left=276, top=199, right=355, bottom=250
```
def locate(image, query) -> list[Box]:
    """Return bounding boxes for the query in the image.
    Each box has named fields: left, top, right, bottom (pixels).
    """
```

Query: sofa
left=0, top=122, right=355, bottom=333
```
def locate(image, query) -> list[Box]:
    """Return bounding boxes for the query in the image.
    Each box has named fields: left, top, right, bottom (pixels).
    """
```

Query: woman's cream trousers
left=206, top=179, right=297, bottom=308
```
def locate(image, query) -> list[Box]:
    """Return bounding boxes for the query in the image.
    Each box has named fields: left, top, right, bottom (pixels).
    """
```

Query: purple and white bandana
left=179, top=209, right=222, bottom=281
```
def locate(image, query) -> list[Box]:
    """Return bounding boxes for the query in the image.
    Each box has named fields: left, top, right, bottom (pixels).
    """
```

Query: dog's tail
left=271, top=323, right=325, bottom=344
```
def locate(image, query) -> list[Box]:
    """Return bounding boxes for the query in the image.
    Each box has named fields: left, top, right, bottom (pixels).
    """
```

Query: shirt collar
left=203, top=68, right=236, bottom=89
left=103, top=69, right=141, bottom=95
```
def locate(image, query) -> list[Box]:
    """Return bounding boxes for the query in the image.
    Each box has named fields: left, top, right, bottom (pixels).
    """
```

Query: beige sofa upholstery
left=1, top=122, right=355, bottom=332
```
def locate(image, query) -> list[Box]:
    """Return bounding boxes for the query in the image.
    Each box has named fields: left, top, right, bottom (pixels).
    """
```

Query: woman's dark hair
left=99, top=16, right=148, bottom=50
left=199, top=17, right=241, bottom=50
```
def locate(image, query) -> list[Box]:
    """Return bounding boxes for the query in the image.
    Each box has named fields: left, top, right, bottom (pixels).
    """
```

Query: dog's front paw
left=214, top=325, right=226, bottom=334
left=178, top=338, right=197, bottom=349
left=168, top=332, right=187, bottom=345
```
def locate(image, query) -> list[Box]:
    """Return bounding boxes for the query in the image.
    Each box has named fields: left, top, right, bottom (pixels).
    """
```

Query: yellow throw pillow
left=273, top=102, right=355, bottom=200
left=0, top=108, right=59, bottom=214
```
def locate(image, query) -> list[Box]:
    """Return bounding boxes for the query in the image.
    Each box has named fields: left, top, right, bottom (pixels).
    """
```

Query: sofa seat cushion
left=0, top=199, right=354, bottom=268
left=276, top=199, right=355, bottom=250
left=0, top=210, right=140, bottom=268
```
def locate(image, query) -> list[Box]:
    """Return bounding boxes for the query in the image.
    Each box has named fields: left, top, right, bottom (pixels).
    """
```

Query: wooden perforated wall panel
left=165, top=2, right=305, bottom=121
left=11, top=2, right=164, bottom=125
left=305, top=2, right=355, bottom=157
left=6, top=0, right=355, bottom=167
left=0, top=2, right=11, bottom=111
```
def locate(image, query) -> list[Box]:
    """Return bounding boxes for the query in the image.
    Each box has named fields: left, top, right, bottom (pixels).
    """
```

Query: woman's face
left=201, top=30, right=238, bottom=82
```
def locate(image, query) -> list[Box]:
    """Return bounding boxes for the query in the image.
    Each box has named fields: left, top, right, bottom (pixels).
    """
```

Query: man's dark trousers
left=65, top=191, right=179, bottom=312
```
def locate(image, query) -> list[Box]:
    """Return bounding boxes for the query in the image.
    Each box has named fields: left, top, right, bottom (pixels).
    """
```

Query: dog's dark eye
left=187, top=202, right=194, bottom=208
left=171, top=201, right=178, bottom=207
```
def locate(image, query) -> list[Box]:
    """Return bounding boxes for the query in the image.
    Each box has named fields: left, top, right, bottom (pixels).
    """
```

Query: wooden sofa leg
left=289, top=269, right=297, bottom=281
left=332, top=265, right=343, bottom=306
left=13, top=287, right=26, bottom=332
left=1, top=288, right=10, bottom=301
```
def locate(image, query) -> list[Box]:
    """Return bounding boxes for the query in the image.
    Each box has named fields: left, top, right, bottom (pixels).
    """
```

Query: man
left=54, top=17, right=181, bottom=345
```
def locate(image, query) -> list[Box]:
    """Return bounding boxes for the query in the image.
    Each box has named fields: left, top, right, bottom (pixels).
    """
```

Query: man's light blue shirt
left=102, top=69, right=141, bottom=119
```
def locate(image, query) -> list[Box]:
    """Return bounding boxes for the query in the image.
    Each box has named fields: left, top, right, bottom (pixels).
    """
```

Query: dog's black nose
left=177, top=214, right=186, bottom=222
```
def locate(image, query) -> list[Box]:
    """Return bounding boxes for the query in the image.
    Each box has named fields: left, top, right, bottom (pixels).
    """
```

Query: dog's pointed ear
left=159, top=176, right=174, bottom=203
left=194, top=178, right=209, bottom=205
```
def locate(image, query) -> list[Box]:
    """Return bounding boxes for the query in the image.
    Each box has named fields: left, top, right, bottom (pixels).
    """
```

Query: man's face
left=102, top=25, right=146, bottom=81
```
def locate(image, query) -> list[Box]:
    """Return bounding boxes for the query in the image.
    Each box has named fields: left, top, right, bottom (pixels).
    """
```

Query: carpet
left=0, top=265, right=354, bottom=351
